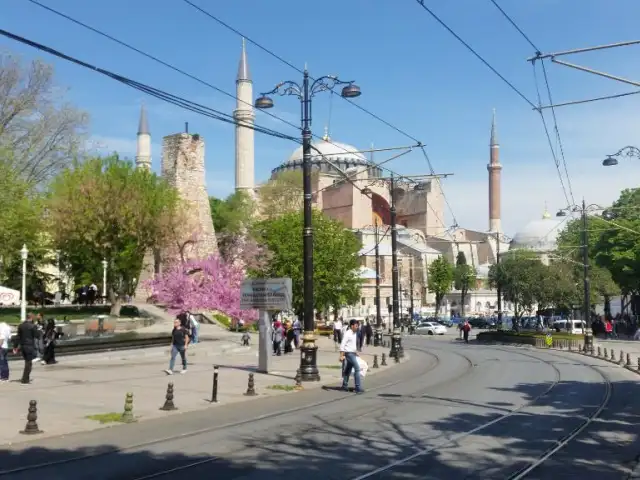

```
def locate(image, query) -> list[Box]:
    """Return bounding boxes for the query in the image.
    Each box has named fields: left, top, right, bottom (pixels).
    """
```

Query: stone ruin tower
left=161, top=131, right=218, bottom=259
left=133, top=107, right=217, bottom=300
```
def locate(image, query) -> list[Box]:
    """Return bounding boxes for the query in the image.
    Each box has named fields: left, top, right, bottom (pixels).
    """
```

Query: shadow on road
left=0, top=378, right=639, bottom=479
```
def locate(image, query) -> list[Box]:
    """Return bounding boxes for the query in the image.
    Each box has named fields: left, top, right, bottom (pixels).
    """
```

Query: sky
left=3, top=0, right=640, bottom=237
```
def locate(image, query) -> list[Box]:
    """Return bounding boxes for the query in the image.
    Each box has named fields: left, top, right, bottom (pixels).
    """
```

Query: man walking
left=165, top=318, right=189, bottom=375
left=0, top=321, right=12, bottom=382
left=14, top=314, right=38, bottom=384
left=340, top=319, right=364, bottom=394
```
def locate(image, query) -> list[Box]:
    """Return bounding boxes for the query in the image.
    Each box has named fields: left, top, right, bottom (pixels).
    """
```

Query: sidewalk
left=0, top=336, right=400, bottom=446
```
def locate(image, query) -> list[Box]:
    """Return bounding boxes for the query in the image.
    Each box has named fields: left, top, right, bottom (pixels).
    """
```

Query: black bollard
left=627, top=353, right=631, bottom=367
left=604, top=348, right=609, bottom=359
left=373, top=354, right=379, bottom=369
left=597, top=346, right=602, bottom=357
left=20, top=400, right=43, bottom=435
left=294, top=369, right=302, bottom=389
left=394, top=352, right=400, bottom=364
left=160, top=383, right=177, bottom=411
left=619, top=350, right=625, bottom=365
left=121, top=392, right=135, bottom=423
left=244, top=373, right=257, bottom=396
left=610, top=348, right=615, bottom=361
left=381, top=353, right=387, bottom=367
left=211, top=365, right=219, bottom=403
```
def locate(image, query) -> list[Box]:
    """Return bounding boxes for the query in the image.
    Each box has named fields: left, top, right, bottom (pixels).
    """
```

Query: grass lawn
left=0, top=305, right=140, bottom=324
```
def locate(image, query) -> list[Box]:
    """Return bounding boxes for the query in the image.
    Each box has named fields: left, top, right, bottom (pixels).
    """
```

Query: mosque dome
left=271, top=128, right=381, bottom=177
left=509, top=209, right=565, bottom=252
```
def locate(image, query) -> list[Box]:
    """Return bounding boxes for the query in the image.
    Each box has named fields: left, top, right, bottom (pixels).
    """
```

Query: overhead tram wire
left=412, top=0, right=572, bottom=208
left=26, top=0, right=427, bottom=191
left=488, top=0, right=575, bottom=206
left=179, top=0, right=462, bottom=228
left=0, top=29, right=297, bottom=142
left=181, top=0, right=421, bottom=144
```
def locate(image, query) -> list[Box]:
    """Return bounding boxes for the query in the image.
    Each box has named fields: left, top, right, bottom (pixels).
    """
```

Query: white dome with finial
left=272, top=127, right=378, bottom=176
left=509, top=206, right=565, bottom=252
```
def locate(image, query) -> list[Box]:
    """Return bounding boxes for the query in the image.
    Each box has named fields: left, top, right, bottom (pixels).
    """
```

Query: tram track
left=0, top=345, right=467, bottom=477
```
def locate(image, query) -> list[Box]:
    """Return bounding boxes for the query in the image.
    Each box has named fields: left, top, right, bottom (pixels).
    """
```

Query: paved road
left=1, top=337, right=639, bottom=479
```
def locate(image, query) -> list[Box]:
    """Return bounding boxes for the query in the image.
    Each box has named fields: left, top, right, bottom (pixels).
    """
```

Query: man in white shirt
left=333, top=318, right=343, bottom=345
left=339, top=319, right=364, bottom=394
left=0, top=322, right=12, bottom=382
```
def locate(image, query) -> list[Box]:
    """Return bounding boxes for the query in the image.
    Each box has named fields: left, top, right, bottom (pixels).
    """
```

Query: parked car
left=415, top=321, right=448, bottom=335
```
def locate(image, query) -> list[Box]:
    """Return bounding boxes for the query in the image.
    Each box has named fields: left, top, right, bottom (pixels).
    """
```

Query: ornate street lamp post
left=255, top=70, right=362, bottom=381
left=602, top=146, right=640, bottom=166
left=102, top=259, right=108, bottom=300
left=20, top=244, right=28, bottom=323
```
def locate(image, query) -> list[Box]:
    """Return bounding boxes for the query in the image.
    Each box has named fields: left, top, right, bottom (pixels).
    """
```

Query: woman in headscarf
left=42, top=319, right=58, bottom=365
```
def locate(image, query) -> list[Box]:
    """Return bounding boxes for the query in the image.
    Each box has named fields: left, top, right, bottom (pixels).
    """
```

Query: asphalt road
left=1, top=337, right=639, bottom=479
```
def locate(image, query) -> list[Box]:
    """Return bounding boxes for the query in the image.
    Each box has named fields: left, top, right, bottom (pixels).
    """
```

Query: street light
left=20, top=244, right=28, bottom=323
left=602, top=145, right=640, bottom=166
left=102, top=259, right=108, bottom=300
left=255, top=69, right=362, bottom=382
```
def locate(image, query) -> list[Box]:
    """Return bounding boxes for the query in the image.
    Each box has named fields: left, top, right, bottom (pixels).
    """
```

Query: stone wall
left=162, top=133, right=218, bottom=260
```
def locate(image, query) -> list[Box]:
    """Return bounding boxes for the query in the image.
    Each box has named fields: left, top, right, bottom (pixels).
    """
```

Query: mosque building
left=130, top=40, right=560, bottom=319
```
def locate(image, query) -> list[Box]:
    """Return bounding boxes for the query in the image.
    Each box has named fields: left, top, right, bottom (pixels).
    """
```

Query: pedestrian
left=14, top=313, right=38, bottom=384
left=292, top=317, right=301, bottom=349
left=165, top=318, right=189, bottom=375
left=340, top=319, right=364, bottom=394
left=272, top=320, right=284, bottom=356
left=42, top=319, right=58, bottom=365
left=0, top=321, right=12, bottom=382
left=462, top=320, right=471, bottom=344
left=187, top=312, right=199, bottom=344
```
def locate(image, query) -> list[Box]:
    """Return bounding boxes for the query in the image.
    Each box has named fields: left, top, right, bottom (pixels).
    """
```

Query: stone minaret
left=234, top=38, right=255, bottom=193
left=487, top=109, right=502, bottom=232
left=135, top=104, right=151, bottom=170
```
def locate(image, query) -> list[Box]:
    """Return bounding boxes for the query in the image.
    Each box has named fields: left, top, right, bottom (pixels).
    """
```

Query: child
left=241, top=331, right=251, bottom=346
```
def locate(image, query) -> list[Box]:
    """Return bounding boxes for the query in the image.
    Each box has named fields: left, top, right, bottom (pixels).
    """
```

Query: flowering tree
left=147, top=255, right=257, bottom=322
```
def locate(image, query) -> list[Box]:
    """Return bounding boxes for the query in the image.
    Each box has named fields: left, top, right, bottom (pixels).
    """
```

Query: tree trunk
left=108, top=289, right=121, bottom=317
left=460, top=287, right=467, bottom=317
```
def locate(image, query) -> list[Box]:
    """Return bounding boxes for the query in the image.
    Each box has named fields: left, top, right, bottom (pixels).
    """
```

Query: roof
left=509, top=212, right=566, bottom=252
left=138, top=104, right=149, bottom=135
left=398, top=237, right=440, bottom=255
left=359, top=244, right=393, bottom=257
left=237, top=38, right=250, bottom=81
left=284, top=135, right=368, bottom=167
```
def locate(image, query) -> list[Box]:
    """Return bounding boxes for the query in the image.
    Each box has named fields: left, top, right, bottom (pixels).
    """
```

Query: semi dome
left=509, top=210, right=565, bottom=252
left=271, top=129, right=381, bottom=177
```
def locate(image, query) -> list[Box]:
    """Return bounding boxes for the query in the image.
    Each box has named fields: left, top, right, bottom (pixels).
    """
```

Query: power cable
left=181, top=0, right=422, bottom=144
left=487, top=0, right=575, bottom=206
left=413, top=0, right=537, bottom=109
left=0, top=29, right=298, bottom=142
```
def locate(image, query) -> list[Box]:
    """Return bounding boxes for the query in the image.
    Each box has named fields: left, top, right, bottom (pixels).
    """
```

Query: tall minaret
left=487, top=109, right=502, bottom=232
left=234, top=38, right=255, bottom=193
left=135, top=104, right=151, bottom=170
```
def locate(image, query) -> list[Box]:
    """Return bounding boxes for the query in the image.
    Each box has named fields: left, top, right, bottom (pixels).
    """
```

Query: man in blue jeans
left=165, top=318, right=189, bottom=375
left=0, top=321, right=11, bottom=382
left=340, top=319, right=364, bottom=394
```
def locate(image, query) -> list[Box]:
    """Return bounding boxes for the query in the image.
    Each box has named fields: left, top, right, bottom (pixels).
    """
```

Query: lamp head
left=255, top=95, right=274, bottom=109
left=341, top=83, right=361, bottom=99
left=361, top=186, right=372, bottom=196
left=20, top=244, right=28, bottom=260
left=602, top=209, right=617, bottom=221
left=556, top=210, right=567, bottom=217
left=602, top=156, right=618, bottom=167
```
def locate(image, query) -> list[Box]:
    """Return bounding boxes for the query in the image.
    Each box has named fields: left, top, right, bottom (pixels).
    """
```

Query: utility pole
left=409, top=256, right=414, bottom=320
left=374, top=220, right=382, bottom=347
left=495, top=232, right=502, bottom=327
left=581, top=199, right=593, bottom=352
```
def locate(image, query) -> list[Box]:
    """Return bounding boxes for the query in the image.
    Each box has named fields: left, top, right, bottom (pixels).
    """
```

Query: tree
left=488, top=252, right=545, bottom=321
left=253, top=210, right=362, bottom=317
left=0, top=53, right=88, bottom=186
left=147, top=255, right=257, bottom=322
left=0, top=148, right=46, bottom=283
left=47, top=154, right=179, bottom=315
left=427, top=256, right=454, bottom=316
left=257, top=170, right=318, bottom=218
left=453, top=251, right=476, bottom=316
left=209, top=190, right=255, bottom=235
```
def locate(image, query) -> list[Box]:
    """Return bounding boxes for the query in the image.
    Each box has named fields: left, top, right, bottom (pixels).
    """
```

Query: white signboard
left=0, top=286, right=20, bottom=306
left=240, top=278, right=292, bottom=311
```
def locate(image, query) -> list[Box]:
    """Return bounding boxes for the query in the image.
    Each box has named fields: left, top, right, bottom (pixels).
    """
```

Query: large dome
left=509, top=210, right=565, bottom=252
left=271, top=131, right=381, bottom=177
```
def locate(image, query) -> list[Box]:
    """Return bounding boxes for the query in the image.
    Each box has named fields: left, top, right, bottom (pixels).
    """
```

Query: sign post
left=241, top=278, right=292, bottom=374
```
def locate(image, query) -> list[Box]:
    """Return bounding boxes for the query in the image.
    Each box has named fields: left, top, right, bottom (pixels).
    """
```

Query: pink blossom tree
left=147, top=255, right=257, bottom=323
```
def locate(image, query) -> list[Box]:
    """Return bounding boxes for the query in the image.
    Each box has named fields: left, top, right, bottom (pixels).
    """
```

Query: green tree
left=428, top=256, right=454, bottom=316
left=209, top=190, right=255, bottom=235
left=47, top=154, right=179, bottom=315
left=453, top=251, right=476, bottom=316
left=489, top=251, right=544, bottom=321
left=257, top=170, right=319, bottom=218
left=253, top=210, right=362, bottom=317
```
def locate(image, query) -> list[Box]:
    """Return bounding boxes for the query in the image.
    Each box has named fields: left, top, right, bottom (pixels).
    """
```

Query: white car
left=416, top=322, right=447, bottom=335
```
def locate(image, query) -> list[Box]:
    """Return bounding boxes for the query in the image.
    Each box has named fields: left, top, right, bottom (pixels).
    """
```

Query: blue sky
left=3, top=0, right=640, bottom=236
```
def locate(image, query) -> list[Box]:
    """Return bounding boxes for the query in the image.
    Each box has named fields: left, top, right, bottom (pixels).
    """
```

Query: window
left=361, top=297, right=366, bottom=306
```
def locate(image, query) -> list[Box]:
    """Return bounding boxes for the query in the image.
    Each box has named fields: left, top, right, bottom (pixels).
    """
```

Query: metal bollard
left=604, top=348, right=609, bottom=359
left=394, top=351, right=400, bottom=363
left=597, top=346, right=602, bottom=357
left=122, top=392, right=135, bottom=423
left=211, top=365, right=219, bottom=403
left=244, top=373, right=257, bottom=396
left=294, top=369, right=302, bottom=389
left=610, top=348, right=615, bottom=361
left=160, top=383, right=177, bottom=411
left=627, top=353, right=631, bottom=367
left=20, top=400, right=43, bottom=435
left=381, top=353, right=387, bottom=366
left=619, top=350, right=625, bottom=365
left=373, top=354, right=379, bottom=369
